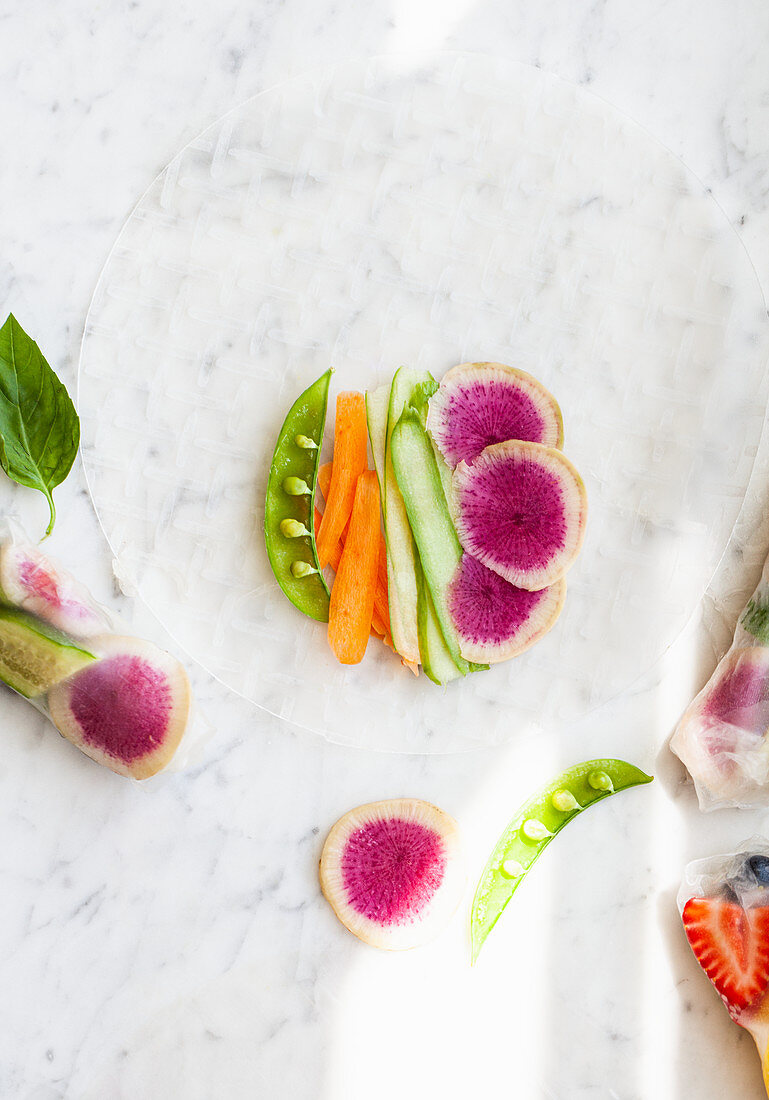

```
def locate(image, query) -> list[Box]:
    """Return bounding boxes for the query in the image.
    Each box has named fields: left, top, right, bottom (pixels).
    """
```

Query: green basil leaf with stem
left=0, top=314, right=80, bottom=537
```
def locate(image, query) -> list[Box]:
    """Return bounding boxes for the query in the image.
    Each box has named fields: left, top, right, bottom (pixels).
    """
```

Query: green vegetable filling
left=742, top=596, right=769, bottom=646
left=0, top=607, right=95, bottom=698
left=263, top=369, right=332, bottom=622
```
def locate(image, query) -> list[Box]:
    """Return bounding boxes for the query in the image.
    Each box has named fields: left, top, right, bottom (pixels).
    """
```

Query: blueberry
left=721, top=882, right=740, bottom=904
left=746, top=855, right=769, bottom=884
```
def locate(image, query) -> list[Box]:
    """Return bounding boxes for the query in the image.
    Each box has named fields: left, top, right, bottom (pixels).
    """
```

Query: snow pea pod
left=470, top=758, right=653, bottom=963
left=264, top=369, right=332, bottom=622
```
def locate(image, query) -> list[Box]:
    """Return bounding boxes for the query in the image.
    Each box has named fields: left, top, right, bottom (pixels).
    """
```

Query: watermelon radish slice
left=426, top=362, right=563, bottom=469
left=452, top=440, right=588, bottom=591
left=47, top=635, right=191, bottom=779
left=0, top=542, right=110, bottom=639
left=319, top=798, right=465, bottom=950
left=449, top=553, right=566, bottom=664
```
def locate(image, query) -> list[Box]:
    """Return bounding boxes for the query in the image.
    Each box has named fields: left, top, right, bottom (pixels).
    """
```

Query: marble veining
left=3, top=2, right=769, bottom=1098
left=78, top=54, right=769, bottom=754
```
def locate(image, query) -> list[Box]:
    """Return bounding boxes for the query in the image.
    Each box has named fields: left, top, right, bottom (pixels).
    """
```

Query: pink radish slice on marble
left=319, top=798, right=465, bottom=949
left=48, top=635, right=191, bottom=779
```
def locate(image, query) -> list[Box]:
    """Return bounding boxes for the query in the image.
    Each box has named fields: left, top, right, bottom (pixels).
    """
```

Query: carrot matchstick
left=328, top=471, right=380, bottom=664
left=316, top=393, right=368, bottom=568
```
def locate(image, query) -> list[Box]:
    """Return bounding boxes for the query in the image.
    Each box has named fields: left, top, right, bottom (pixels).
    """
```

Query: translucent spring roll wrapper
left=678, top=841, right=769, bottom=1097
left=670, top=551, right=769, bottom=810
left=0, top=518, right=205, bottom=779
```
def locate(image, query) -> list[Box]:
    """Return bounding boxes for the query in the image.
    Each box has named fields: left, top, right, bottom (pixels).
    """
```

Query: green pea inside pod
left=470, top=758, right=653, bottom=964
left=264, top=369, right=332, bottom=622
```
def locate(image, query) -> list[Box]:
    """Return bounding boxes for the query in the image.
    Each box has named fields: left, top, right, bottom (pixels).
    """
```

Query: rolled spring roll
left=671, top=553, right=769, bottom=809
left=679, top=841, right=769, bottom=1096
left=0, top=526, right=193, bottom=779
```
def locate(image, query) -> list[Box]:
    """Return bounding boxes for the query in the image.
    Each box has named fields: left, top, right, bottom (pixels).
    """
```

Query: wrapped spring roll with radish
left=679, top=841, right=769, bottom=1095
left=0, top=520, right=196, bottom=779
left=671, top=552, right=769, bottom=809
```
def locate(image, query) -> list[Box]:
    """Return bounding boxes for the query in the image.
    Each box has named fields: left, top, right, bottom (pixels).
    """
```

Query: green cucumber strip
left=431, top=435, right=453, bottom=506
left=415, top=551, right=464, bottom=685
left=406, top=379, right=455, bottom=506
left=264, top=369, right=331, bottom=622
left=0, top=607, right=96, bottom=698
left=470, top=758, right=654, bottom=963
left=366, top=384, right=396, bottom=628
left=365, top=384, right=390, bottom=509
left=366, top=381, right=410, bottom=654
left=381, top=367, right=433, bottom=664
left=410, top=386, right=470, bottom=650
left=390, top=406, right=468, bottom=674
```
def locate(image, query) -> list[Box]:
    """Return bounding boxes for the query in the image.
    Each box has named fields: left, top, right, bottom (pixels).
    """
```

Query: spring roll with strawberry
left=671, top=552, right=769, bottom=809
left=679, top=842, right=769, bottom=1096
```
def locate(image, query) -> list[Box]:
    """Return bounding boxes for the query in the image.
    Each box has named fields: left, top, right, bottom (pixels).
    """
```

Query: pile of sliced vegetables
left=264, top=362, right=587, bottom=683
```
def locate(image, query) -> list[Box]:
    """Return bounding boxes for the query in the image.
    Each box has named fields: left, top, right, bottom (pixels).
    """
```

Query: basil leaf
left=0, top=314, right=80, bottom=537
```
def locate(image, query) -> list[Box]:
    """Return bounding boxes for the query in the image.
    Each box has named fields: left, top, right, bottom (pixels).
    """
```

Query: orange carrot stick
left=371, top=607, right=389, bottom=637
left=319, top=460, right=390, bottom=635
left=317, top=462, right=332, bottom=502
left=316, top=394, right=368, bottom=568
left=317, top=502, right=387, bottom=640
left=328, top=471, right=380, bottom=664
left=314, top=507, right=343, bottom=572
left=319, top=460, right=392, bottom=645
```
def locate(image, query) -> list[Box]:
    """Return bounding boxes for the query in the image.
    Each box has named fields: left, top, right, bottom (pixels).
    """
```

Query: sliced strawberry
left=682, top=897, right=769, bottom=1020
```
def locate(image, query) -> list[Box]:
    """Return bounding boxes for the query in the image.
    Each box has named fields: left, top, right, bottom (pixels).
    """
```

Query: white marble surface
left=76, top=53, right=769, bottom=755
left=3, top=3, right=769, bottom=1098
